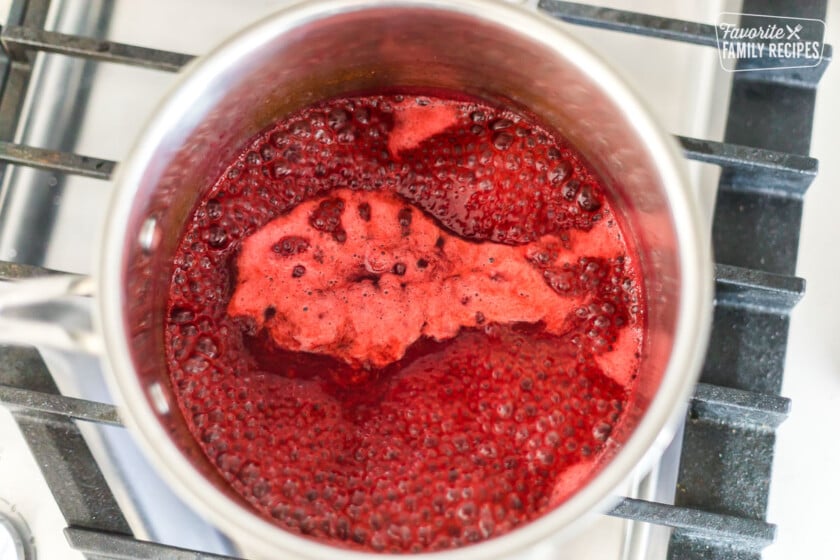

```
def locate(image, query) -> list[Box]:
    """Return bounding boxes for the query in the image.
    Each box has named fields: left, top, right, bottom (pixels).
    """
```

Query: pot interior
left=116, top=0, right=684, bottom=544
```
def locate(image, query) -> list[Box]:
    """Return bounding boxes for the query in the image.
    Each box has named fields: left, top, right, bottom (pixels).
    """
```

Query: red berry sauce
left=165, top=92, right=643, bottom=553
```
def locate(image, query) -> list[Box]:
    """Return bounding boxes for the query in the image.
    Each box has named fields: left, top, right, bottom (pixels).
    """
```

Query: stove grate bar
left=607, top=498, right=775, bottom=552
left=714, top=263, right=805, bottom=313
left=0, top=25, right=194, bottom=72
left=678, top=137, right=818, bottom=197
left=690, top=383, right=790, bottom=430
left=538, top=0, right=831, bottom=87
left=0, top=0, right=50, bottom=141
left=0, top=385, right=121, bottom=425
left=0, top=139, right=115, bottom=179
left=538, top=0, right=718, bottom=46
left=65, top=527, right=239, bottom=560
left=0, top=259, right=62, bottom=279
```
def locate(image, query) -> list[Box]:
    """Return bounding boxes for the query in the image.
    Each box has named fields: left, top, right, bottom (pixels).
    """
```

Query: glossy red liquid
left=165, top=92, right=643, bottom=553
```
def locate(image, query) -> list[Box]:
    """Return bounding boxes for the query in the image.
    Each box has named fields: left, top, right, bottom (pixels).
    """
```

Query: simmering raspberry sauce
left=165, top=92, right=643, bottom=553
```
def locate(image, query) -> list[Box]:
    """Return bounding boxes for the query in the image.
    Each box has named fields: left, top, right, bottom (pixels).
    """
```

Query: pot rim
left=98, top=1, right=713, bottom=558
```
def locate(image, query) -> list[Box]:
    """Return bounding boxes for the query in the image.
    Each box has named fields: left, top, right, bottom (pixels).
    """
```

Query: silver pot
left=1, top=1, right=713, bottom=558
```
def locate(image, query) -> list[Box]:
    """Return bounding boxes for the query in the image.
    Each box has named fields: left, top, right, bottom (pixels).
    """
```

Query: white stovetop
left=764, top=1, right=840, bottom=558
left=1, top=0, right=835, bottom=559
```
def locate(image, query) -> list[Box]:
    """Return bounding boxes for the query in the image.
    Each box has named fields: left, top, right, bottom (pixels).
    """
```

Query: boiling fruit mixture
left=165, top=92, right=644, bottom=553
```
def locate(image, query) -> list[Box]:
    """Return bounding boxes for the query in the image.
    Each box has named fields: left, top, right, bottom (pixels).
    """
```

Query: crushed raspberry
left=165, top=91, right=643, bottom=553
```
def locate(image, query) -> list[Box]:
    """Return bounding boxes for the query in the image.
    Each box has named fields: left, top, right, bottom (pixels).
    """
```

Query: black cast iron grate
left=0, top=0, right=828, bottom=558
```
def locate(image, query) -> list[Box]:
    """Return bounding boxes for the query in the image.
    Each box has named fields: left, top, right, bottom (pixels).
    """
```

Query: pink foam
left=227, top=189, right=583, bottom=368
left=388, top=100, right=459, bottom=156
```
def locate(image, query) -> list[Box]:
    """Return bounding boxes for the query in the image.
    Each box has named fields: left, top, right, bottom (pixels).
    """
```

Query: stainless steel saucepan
left=0, top=1, right=712, bottom=558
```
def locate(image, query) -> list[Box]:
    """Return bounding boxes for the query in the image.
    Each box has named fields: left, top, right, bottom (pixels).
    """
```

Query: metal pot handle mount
left=0, top=273, right=101, bottom=354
